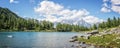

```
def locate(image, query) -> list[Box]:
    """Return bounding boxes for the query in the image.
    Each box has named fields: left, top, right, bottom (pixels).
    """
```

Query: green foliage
left=0, top=7, right=120, bottom=32
left=93, top=24, right=97, bottom=30
left=89, top=17, right=120, bottom=31
left=96, top=17, right=120, bottom=30
left=0, top=7, right=89, bottom=32
left=0, top=7, right=54, bottom=31
left=78, top=34, right=120, bottom=47
left=56, top=23, right=89, bottom=32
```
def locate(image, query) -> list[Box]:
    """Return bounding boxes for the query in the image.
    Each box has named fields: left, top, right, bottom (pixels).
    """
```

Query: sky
left=0, top=0, right=120, bottom=25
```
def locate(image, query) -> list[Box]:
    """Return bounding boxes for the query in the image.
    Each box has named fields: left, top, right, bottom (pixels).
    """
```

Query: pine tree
left=93, top=24, right=97, bottom=30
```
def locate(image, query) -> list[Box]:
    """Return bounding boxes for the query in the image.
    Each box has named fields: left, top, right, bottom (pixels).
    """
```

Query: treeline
left=56, top=23, right=89, bottom=32
left=92, top=17, right=120, bottom=30
left=0, top=7, right=53, bottom=31
left=0, top=7, right=89, bottom=32
left=0, top=7, right=120, bottom=32
left=99, top=17, right=120, bottom=29
left=56, top=17, right=120, bottom=32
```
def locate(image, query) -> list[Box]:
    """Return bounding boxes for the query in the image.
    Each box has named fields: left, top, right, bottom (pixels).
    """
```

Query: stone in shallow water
left=7, top=35, right=13, bottom=38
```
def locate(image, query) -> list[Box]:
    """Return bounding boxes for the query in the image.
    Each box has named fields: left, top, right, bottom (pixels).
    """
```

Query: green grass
left=78, top=34, right=120, bottom=47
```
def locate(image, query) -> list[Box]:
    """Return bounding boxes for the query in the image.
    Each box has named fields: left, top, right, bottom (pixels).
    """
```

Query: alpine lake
left=0, top=32, right=86, bottom=48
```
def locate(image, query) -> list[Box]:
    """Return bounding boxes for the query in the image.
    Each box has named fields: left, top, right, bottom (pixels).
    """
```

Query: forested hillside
left=0, top=7, right=89, bottom=32
left=0, top=7, right=120, bottom=32
left=0, top=7, right=54, bottom=31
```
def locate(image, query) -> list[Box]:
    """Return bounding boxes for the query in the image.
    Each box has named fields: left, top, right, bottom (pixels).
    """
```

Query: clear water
left=0, top=32, right=84, bottom=48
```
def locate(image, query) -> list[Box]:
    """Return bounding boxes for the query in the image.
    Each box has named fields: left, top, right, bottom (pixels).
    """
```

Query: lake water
left=0, top=32, right=84, bottom=48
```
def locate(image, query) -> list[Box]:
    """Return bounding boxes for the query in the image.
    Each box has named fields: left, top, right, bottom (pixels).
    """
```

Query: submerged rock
left=69, top=38, right=78, bottom=42
left=7, top=35, right=13, bottom=38
left=87, top=30, right=99, bottom=35
left=71, top=36, right=78, bottom=39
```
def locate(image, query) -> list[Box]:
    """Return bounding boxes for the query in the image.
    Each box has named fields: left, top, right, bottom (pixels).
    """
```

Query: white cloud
left=111, top=0, right=120, bottom=5
left=101, top=7, right=111, bottom=12
left=34, top=1, right=64, bottom=15
left=101, top=0, right=120, bottom=14
left=101, top=2, right=111, bottom=13
left=34, top=1, right=104, bottom=25
left=9, top=0, right=19, bottom=3
left=103, top=0, right=109, bottom=2
left=83, top=16, right=104, bottom=24
left=111, top=5, right=120, bottom=14
left=103, top=3, right=109, bottom=7
left=111, top=0, right=120, bottom=14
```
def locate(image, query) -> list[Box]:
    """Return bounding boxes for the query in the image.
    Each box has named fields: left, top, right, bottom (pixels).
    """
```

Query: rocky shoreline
left=69, top=26, right=120, bottom=48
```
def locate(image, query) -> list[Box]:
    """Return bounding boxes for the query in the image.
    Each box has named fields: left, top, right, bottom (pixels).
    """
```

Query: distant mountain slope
left=0, top=7, right=26, bottom=30
left=0, top=7, right=20, bottom=18
left=0, top=7, right=54, bottom=31
left=0, top=7, right=120, bottom=32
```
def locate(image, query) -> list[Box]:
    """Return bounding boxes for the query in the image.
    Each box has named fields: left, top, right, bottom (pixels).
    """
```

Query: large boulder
left=87, top=30, right=99, bottom=35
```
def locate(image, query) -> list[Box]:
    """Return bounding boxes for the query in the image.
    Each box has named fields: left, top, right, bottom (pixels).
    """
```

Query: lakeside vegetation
left=0, top=7, right=89, bottom=32
left=78, top=31, right=120, bottom=48
left=0, top=6, right=120, bottom=48
left=0, top=7, right=120, bottom=32
left=76, top=19, right=120, bottom=47
left=79, top=34, right=120, bottom=48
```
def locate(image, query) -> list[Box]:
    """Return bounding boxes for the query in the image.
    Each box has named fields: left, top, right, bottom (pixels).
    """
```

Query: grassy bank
left=78, top=32, right=120, bottom=48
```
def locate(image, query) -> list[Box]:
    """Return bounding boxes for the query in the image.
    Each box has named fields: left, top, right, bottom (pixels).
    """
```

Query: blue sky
left=0, top=0, right=120, bottom=25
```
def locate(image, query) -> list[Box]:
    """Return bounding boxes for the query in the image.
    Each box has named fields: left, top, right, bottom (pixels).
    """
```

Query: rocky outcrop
left=69, top=26, right=120, bottom=48
left=87, top=30, right=99, bottom=35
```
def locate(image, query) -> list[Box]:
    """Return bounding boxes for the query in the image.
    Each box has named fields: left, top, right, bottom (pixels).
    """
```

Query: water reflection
left=0, top=32, right=83, bottom=48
